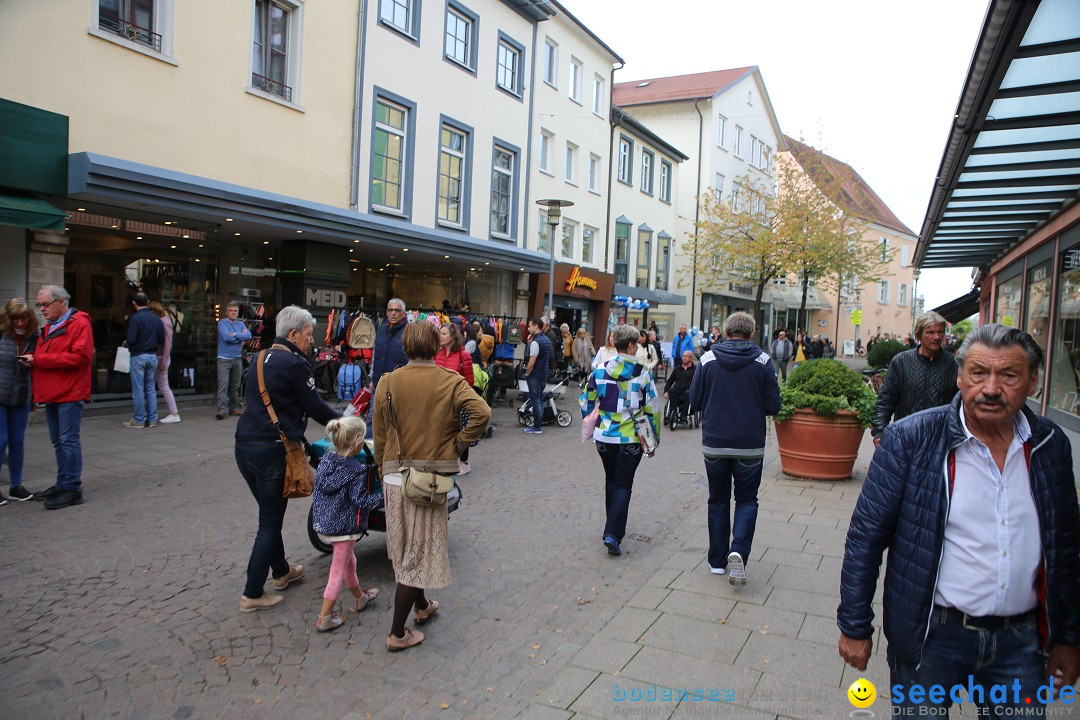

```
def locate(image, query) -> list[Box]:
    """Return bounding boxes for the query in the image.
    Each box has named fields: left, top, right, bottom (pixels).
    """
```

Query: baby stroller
left=516, top=374, right=574, bottom=428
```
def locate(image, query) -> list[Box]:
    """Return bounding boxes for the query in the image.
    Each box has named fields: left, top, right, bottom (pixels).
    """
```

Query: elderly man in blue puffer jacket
left=838, top=324, right=1080, bottom=715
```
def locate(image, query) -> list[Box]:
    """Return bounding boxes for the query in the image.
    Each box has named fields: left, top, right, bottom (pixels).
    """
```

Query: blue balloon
left=690, top=326, right=700, bottom=336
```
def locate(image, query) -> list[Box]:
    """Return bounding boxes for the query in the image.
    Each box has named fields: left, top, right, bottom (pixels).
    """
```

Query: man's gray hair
left=40, top=285, right=70, bottom=303
left=276, top=305, right=315, bottom=338
left=612, top=324, right=641, bottom=353
left=387, top=297, right=406, bottom=311
left=226, top=301, right=240, bottom=310
left=724, top=311, right=755, bottom=339
left=914, top=311, right=947, bottom=341
left=955, top=323, right=1043, bottom=376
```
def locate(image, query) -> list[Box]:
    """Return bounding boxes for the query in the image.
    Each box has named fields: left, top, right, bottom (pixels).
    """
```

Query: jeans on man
left=704, top=456, right=763, bottom=568
left=774, top=358, right=789, bottom=382
left=217, top=357, right=244, bottom=414
left=0, top=402, right=30, bottom=487
left=527, top=375, right=546, bottom=429
left=130, top=352, right=159, bottom=424
left=235, top=440, right=290, bottom=598
left=888, top=607, right=1045, bottom=715
left=45, top=401, right=84, bottom=494
left=596, top=442, right=643, bottom=541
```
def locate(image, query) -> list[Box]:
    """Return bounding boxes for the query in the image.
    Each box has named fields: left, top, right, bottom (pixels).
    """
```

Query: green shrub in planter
left=867, top=339, right=907, bottom=369
left=777, top=358, right=876, bottom=428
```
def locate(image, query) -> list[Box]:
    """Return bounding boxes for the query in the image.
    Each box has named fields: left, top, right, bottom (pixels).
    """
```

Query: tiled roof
left=783, top=135, right=914, bottom=237
left=612, top=67, right=756, bottom=107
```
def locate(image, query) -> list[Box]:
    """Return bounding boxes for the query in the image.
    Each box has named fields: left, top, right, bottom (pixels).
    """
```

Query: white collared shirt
left=933, top=405, right=1041, bottom=617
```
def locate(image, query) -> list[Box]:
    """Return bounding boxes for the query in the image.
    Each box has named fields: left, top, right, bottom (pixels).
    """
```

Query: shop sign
left=728, top=281, right=754, bottom=296
left=1063, top=249, right=1080, bottom=271
left=565, top=266, right=599, bottom=295
left=306, top=288, right=347, bottom=307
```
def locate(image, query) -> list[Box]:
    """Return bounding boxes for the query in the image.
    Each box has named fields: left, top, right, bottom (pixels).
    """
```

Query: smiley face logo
left=847, top=678, right=876, bottom=708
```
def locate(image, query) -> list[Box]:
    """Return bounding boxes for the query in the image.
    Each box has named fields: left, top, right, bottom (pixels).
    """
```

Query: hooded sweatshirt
left=579, top=354, right=659, bottom=444
left=310, top=451, right=383, bottom=536
left=689, top=339, right=781, bottom=458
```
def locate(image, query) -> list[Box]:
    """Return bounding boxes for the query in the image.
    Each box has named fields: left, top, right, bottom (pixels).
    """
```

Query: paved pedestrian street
left=0, top=402, right=891, bottom=720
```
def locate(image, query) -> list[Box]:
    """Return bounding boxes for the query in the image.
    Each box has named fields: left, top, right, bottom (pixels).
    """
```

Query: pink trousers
left=155, top=362, right=178, bottom=416
left=323, top=540, right=360, bottom=600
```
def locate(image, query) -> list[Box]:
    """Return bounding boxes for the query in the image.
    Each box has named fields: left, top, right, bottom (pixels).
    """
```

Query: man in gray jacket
left=769, top=329, right=793, bottom=381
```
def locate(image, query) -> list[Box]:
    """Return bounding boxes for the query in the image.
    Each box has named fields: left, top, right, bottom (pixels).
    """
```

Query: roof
left=784, top=135, right=915, bottom=236
left=546, top=1, right=623, bottom=64
left=915, top=0, right=1080, bottom=270
left=612, top=67, right=756, bottom=107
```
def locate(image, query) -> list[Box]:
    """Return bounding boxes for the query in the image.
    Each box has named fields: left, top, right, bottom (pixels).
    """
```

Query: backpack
left=473, top=365, right=490, bottom=394
left=506, top=324, right=522, bottom=345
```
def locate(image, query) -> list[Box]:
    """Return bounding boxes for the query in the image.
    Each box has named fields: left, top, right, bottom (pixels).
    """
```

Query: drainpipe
left=348, top=0, right=369, bottom=210
left=522, top=21, right=539, bottom=251
left=692, top=99, right=704, bottom=328
left=604, top=61, right=624, bottom=274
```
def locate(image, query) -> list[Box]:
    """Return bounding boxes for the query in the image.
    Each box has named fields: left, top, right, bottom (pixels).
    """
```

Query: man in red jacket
left=23, top=285, right=94, bottom=510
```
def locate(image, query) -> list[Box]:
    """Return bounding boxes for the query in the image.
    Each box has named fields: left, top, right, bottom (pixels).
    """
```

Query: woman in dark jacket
left=234, top=305, right=340, bottom=613
left=0, top=299, right=39, bottom=503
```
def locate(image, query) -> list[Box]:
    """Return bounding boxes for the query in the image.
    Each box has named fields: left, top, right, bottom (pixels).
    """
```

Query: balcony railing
left=98, top=11, right=161, bottom=52
left=251, top=73, right=292, bottom=102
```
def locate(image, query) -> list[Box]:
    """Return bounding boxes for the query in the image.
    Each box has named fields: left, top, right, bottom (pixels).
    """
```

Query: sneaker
left=413, top=599, right=440, bottom=625
left=8, top=486, right=34, bottom=501
left=603, top=535, right=622, bottom=556
left=159, top=414, right=181, bottom=424
left=272, top=564, right=304, bottom=590
left=44, top=490, right=83, bottom=510
left=0, top=493, right=6, bottom=506
left=727, top=552, right=747, bottom=586
left=354, top=587, right=379, bottom=612
left=239, top=593, right=284, bottom=613
left=709, top=565, right=727, bottom=575
left=121, top=419, right=144, bottom=429
left=457, top=461, right=471, bottom=476
left=386, top=627, right=424, bottom=651
left=33, top=486, right=58, bottom=501
left=523, top=427, right=543, bottom=434
left=230, top=409, right=243, bottom=416
left=145, top=421, right=158, bottom=428
left=316, top=611, right=345, bottom=633
left=215, top=412, right=225, bottom=420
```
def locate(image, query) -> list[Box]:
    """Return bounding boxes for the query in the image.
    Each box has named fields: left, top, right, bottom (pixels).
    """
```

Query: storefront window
left=1023, top=261, right=1051, bottom=399
left=994, top=273, right=1022, bottom=327
left=1048, top=246, right=1080, bottom=420
left=615, top=222, right=629, bottom=284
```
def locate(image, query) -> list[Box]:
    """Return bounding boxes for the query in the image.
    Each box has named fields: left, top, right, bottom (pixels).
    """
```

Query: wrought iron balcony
left=251, top=73, right=292, bottom=102
left=98, top=11, right=161, bottom=52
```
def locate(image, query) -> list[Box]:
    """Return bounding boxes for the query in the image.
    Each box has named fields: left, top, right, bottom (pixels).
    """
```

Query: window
left=901, top=244, right=910, bottom=268
left=733, top=125, right=743, bottom=157
left=714, top=173, right=725, bottom=201
left=570, top=58, right=583, bottom=103
left=880, top=237, right=890, bottom=262
left=372, top=97, right=409, bottom=213
left=659, top=161, right=672, bottom=203
left=561, top=221, right=576, bottom=260
left=898, top=283, right=908, bottom=306
left=641, top=150, right=654, bottom=195
left=617, top=136, right=633, bottom=185
left=877, top=281, right=890, bottom=304
left=615, top=221, right=630, bottom=284
left=582, top=226, right=595, bottom=264
left=587, top=154, right=600, bottom=193
left=731, top=180, right=743, bottom=212
left=496, top=35, right=523, bottom=96
left=444, top=3, right=478, bottom=71
left=252, top=0, right=295, bottom=101
left=539, top=130, right=553, bottom=174
left=380, top=0, right=419, bottom=37
left=636, top=228, right=652, bottom=288
left=490, top=146, right=514, bottom=238
left=438, top=122, right=468, bottom=226
left=543, top=39, right=557, bottom=86
left=537, top=211, right=549, bottom=252
left=995, top=273, right=1022, bottom=327
left=717, top=114, right=727, bottom=148
left=1049, top=244, right=1080, bottom=418
left=98, top=0, right=161, bottom=51
left=564, top=142, right=577, bottom=184
left=592, top=75, right=605, bottom=116
left=656, top=234, right=671, bottom=291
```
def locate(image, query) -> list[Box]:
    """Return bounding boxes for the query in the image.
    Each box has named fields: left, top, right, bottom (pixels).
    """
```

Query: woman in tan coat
left=372, top=321, right=490, bottom=651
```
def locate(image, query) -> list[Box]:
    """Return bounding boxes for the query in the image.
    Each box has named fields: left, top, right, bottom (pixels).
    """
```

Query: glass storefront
left=344, top=265, right=513, bottom=314
left=1023, top=260, right=1052, bottom=400
left=1048, top=244, right=1080, bottom=419
left=994, top=271, right=1022, bottom=327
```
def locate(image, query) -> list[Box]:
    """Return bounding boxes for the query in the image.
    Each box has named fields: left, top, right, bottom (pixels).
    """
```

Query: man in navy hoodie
left=689, top=312, right=781, bottom=586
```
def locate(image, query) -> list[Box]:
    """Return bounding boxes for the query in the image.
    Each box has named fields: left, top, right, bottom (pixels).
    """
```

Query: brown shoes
left=272, top=564, right=304, bottom=590
left=414, top=599, right=440, bottom=625
left=386, top=627, right=424, bottom=651
left=240, top=593, right=284, bottom=613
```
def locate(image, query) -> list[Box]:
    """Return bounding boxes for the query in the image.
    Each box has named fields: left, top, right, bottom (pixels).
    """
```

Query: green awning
left=0, top=192, right=66, bottom=231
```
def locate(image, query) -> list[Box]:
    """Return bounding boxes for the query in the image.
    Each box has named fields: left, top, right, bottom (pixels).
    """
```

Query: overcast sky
left=562, top=0, right=990, bottom=313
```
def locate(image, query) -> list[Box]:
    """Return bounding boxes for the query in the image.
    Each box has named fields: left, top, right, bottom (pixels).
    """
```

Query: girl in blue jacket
left=311, top=416, right=383, bottom=632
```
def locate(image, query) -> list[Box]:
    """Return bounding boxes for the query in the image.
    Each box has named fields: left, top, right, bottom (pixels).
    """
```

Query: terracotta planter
left=774, top=408, right=865, bottom=480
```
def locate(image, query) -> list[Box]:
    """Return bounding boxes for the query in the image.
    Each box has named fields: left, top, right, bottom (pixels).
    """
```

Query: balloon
left=690, top=326, right=700, bottom=336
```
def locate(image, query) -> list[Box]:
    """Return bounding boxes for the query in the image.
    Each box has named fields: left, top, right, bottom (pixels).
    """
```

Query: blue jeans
left=527, top=375, right=546, bottom=429
left=889, top=607, right=1045, bottom=716
left=235, top=440, right=290, bottom=598
left=45, top=401, right=84, bottom=493
left=0, top=402, right=30, bottom=487
left=704, top=456, right=763, bottom=568
left=130, top=353, right=159, bottom=424
left=596, top=441, right=643, bottom=541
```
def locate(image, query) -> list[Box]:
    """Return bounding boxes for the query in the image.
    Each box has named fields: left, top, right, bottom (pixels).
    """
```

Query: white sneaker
left=727, top=552, right=747, bottom=586
left=160, top=414, right=181, bottom=424
left=458, top=461, right=471, bottom=476
left=709, top=566, right=726, bottom=575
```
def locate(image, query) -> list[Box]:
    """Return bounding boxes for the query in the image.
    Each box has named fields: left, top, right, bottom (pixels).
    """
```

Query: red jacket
left=33, top=309, right=94, bottom=403
left=434, top=347, right=474, bottom=387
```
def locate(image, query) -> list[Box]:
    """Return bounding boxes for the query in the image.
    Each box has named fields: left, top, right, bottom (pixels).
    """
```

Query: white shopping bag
left=113, top=346, right=130, bottom=373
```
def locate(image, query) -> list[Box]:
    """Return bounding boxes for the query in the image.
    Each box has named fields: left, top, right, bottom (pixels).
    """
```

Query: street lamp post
left=536, top=199, right=573, bottom=321
left=911, top=269, right=921, bottom=335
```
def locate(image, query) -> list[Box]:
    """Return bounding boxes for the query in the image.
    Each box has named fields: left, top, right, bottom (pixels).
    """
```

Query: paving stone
left=570, top=636, right=642, bottom=673
left=764, top=587, right=838, bottom=619
left=569, top=674, right=679, bottom=720
left=598, top=607, right=661, bottom=642
left=765, top=564, right=840, bottom=598
left=535, top=665, right=599, bottom=710
left=654, top=588, right=735, bottom=624
left=626, top=586, right=670, bottom=611
left=620, top=646, right=761, bottom=702
left=735, top=633, right=846, bottom=688
left=748, top=672, right=853, bottom=719
left=724, top=602, right=806, bottom=640
left=638, top=613, right=750, bottom=662
left=672, top=702, right=779, bottom=719
left=514, top=704, right=575, bottom=720
left=758, top=547, right=822, bottom=568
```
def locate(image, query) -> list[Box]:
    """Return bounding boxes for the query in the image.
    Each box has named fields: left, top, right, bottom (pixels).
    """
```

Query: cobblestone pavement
left=0, top=396, right=890, bottom=720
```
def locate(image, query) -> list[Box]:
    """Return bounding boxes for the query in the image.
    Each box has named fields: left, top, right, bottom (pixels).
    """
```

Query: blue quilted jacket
left=838, top=395, right=1080, bottom=664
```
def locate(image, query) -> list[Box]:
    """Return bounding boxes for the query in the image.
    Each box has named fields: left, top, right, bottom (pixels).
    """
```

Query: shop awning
left=933, top=290, right=981, bottom=323
left=0, top=191, right=66, bottom=231
left=769, top=284, right=833, bottom=311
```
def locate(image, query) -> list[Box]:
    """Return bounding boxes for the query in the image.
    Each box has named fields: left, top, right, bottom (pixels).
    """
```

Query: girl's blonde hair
left=325, top=415, right=367, bottom=455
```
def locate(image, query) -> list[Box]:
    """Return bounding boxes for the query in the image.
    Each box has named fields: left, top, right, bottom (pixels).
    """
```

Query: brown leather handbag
left=256, top=346, right=315, bottom=499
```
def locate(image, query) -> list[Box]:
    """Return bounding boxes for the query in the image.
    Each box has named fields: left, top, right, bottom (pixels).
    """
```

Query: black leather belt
left=936, top=605, right=1036, bottom=631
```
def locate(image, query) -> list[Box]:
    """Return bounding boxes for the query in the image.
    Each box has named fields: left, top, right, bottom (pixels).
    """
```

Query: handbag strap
left=256, top=343, right=293, bottom=436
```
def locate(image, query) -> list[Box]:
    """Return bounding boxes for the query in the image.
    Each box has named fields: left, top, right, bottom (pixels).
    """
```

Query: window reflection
left=1049, top=247, right=1080, bottom=417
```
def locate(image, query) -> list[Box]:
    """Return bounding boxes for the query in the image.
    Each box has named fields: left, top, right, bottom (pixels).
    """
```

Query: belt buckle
left=961, top=612, right=981, bottom=631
